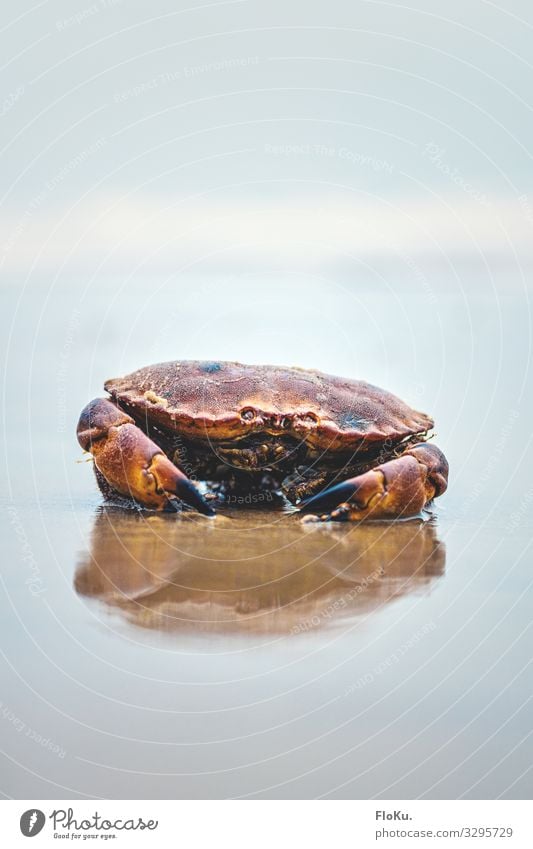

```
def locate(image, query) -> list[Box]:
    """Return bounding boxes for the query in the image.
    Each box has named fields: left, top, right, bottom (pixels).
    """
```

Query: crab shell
left=104, top=360, right=433, bottom=453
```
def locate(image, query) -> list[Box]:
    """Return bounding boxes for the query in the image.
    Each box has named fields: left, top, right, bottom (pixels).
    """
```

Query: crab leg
left=77, top=398, right=214, bottom=515
left=299, top=443, right=448, bottom=521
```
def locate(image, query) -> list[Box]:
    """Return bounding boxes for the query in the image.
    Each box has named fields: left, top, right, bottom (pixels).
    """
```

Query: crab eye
left=280, top=417, right=291, bottom=429
left=240, top=407, right=256, bottom=422
left=303, top=412, right=318, bottom=424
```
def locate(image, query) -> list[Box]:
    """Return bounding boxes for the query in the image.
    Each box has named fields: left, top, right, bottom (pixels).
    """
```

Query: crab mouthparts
left=216, top=434, right=305, bottom=471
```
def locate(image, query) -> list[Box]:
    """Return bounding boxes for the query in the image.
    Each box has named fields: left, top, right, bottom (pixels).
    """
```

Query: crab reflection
left=75, top=508, right=446, bottom=635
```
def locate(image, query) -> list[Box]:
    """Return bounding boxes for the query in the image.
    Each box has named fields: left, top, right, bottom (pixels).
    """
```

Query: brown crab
left=76, top=360, right=448, bottom=521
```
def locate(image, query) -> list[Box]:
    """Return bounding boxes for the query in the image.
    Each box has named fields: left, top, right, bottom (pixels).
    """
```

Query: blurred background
left=1, top=0, right=532, bottom=800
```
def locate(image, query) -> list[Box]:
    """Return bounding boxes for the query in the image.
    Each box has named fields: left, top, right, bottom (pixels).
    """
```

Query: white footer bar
left=1, top=800, right=531, bottom=848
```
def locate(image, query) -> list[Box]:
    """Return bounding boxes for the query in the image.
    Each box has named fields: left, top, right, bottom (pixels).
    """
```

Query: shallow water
left=1, top=277, right=532, bottom=799
left=75, top=509, right=446, bottom=635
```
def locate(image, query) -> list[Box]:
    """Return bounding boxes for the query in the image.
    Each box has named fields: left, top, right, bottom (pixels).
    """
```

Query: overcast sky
left=1, top=0, right=532, bottom=277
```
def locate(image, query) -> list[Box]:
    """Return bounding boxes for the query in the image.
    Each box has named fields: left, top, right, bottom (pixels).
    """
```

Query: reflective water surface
left=76, top=510, right=445, bottom=635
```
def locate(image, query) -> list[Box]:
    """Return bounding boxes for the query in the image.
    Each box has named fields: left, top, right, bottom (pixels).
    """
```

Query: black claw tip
left=299, top=480, right=358, bottom=514
left=177, top=479, right=216, bottom=516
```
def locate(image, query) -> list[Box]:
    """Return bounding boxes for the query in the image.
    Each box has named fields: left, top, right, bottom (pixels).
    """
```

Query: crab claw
left=299, top=443, right=448, bottom=521
left=299, top=479, right=361, bottom=515
left=77, top=398, right=214, bottom=515
left=149, top=453, right=215, bottom=515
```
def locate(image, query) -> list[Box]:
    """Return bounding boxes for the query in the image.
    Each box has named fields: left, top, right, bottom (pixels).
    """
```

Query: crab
left=76, top=360, right=448, bottom=522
